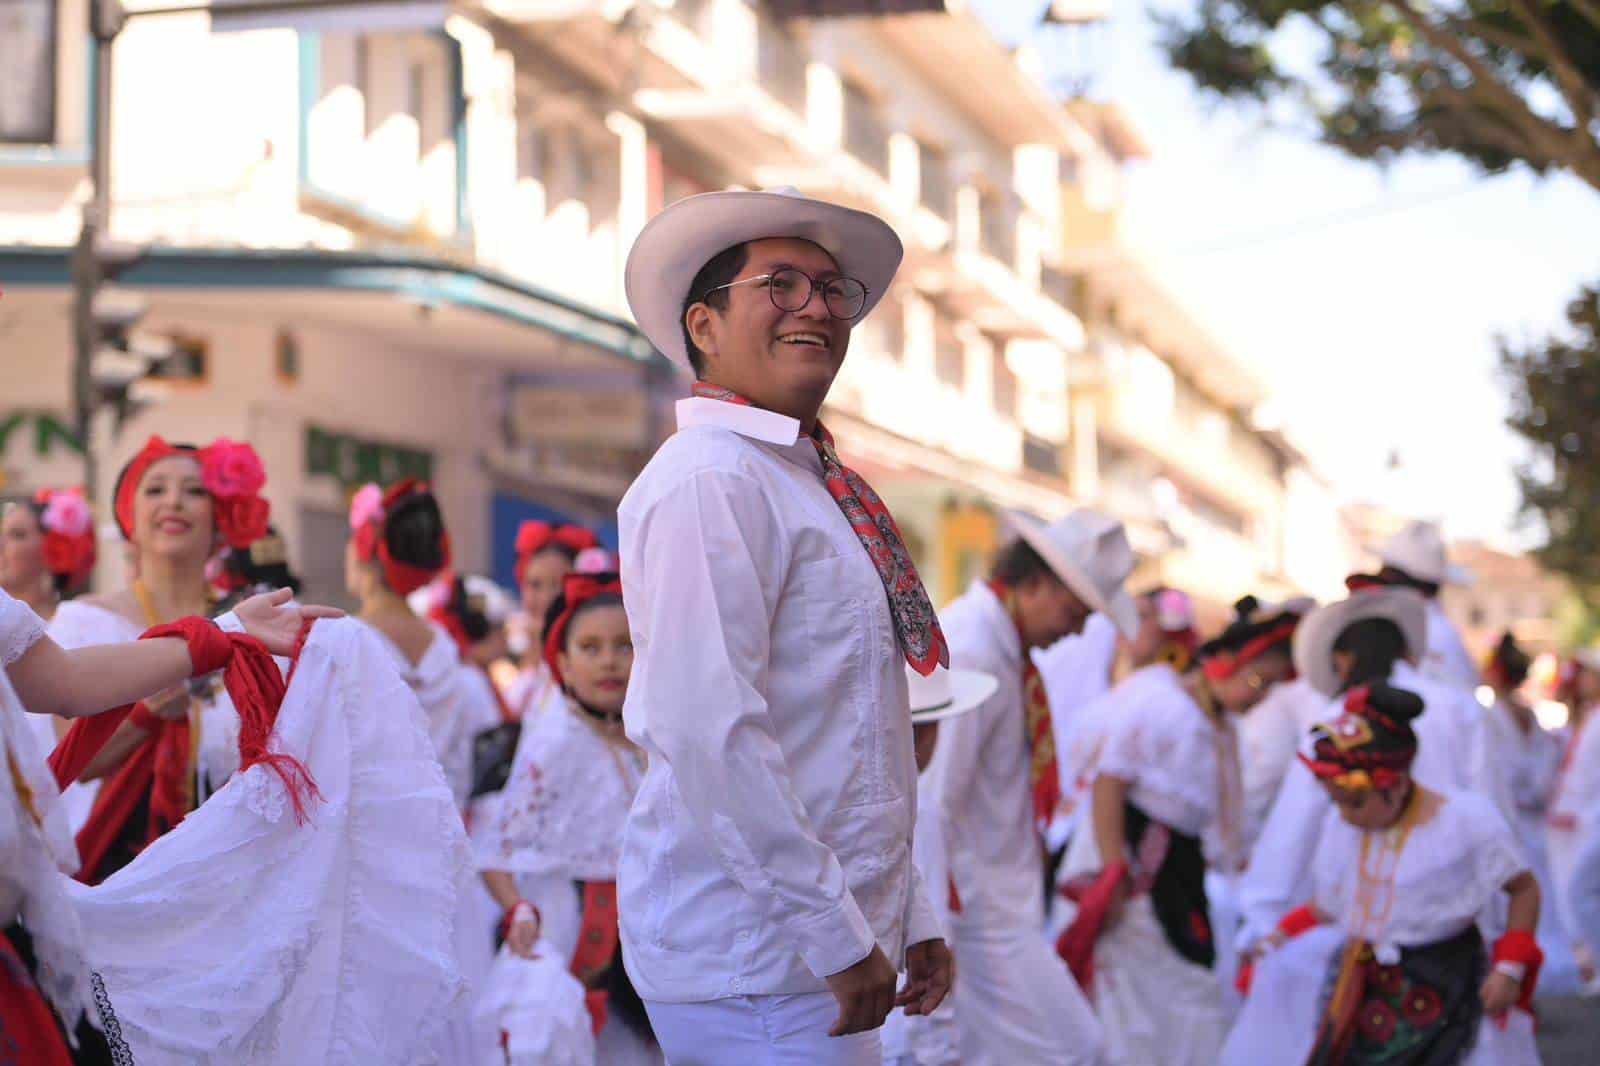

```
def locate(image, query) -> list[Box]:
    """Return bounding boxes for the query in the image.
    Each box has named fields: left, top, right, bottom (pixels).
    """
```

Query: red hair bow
left=542, top=572, right=623, bottom=685
left=350, top=478, right=452, bottom=597
left=514, top=521, right=599, bottom=585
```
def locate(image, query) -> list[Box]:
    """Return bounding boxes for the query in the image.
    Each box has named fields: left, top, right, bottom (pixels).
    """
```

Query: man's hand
left=234, top=588, right=345, bottom=657
left=895, top=938, right=953, bottom=1017
left=825, top=945, right=897, bottom=1037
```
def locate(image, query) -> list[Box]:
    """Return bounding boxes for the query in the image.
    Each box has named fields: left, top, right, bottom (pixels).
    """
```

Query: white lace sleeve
left=0, top=591, right=47, bottom=667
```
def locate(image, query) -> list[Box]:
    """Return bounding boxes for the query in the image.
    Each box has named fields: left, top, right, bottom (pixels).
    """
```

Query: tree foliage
left=1157, top=1, right=1600, bottom=192
left=1500, top=287, right=1600, bottom=593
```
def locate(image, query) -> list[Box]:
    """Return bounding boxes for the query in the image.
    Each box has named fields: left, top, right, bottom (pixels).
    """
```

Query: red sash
left=570, top=881, right=620, bottom=1036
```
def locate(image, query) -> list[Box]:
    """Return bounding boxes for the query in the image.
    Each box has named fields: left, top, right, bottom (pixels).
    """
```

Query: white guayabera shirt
left=617, top=396, right=939, bottom=1004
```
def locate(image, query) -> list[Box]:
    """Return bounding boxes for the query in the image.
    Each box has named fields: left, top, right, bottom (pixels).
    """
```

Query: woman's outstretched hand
left=234, top=588, right=345, bottom=657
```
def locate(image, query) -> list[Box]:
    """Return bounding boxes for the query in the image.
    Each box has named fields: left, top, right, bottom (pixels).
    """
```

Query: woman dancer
left=1054, top=593, right=1268, bottom=1065
left=477, top=571, right=662, bottom=1066
left=2, top=584, right=335, bottom=1064
left=507, top=521, right=598, bottom=721
left=4, top=489, right=97, bottom=757
left=1223, top=683, right=1542, bottom=1065
left=50, top=437, right=271, bottom=881
left=1, top=489, right=96, bottom=621
left=1547, top=647, right=1600, bottom=988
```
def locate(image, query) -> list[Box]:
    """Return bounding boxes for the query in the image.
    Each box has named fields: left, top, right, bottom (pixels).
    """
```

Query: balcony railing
left=843, top=82, right=891, bottom=178
left=992, top=349, right=1018, bottom=417
left=935, top=322, right=964, bottom=387
left=757, top=16, right=809, bottom=116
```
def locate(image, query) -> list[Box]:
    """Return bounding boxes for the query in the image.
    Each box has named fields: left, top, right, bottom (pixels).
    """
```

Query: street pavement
left=1535, top=996, right=1600, bottom=1064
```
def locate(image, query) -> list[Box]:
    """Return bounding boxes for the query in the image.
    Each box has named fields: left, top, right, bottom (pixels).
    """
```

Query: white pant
left=645, top=992, right=882, bottom=1066
left=948, top=918, right=1106, bottom=1066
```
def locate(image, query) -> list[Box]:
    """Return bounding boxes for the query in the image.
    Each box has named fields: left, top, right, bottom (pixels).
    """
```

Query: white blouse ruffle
left=1095, top=664, right=1223, bottom=838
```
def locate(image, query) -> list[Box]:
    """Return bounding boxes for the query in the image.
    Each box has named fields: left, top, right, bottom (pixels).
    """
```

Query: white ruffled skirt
left=69, top=619, right=475, bottom=1065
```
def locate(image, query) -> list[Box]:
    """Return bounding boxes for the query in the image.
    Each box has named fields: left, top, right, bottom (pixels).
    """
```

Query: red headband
left=514, top=521, right=599, bottom=585
left=32, top=487, right=97, bottom=586
left=350, top=479, right=452, bottom=597
left=542, top=572, right=623, bottom=686
left=114, top=435, right=271, bottom=550
left=1201, top=618, right=1300, bottom=682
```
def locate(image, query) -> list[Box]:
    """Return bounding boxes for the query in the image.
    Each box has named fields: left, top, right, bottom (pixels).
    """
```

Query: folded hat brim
left=1007, top=510, right=1138, bottom=639
left=910, top=670, right=999, bottom=723
left=1292, top=588, right=1429, bottom=697
left=624, top=190, right=903, bottom=372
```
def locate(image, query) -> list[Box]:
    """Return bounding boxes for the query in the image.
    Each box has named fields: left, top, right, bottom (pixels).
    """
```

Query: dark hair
left=542, top=574, right=625, bottom=654
left=1198, top=595, right=1297, bottom=664
left=989, top=537, right=1056, bottom=587
left=1491, top=632, right=1531, bottom=687
left=384, top=490, right=448, bottom=570
left=1332, top=617, right=1409, bottom=692
left=680, top=243, right=749, bottom=377
left=1, top=497, right=71, bottom=596
left=1377, top=565, right=1440, bottom=599
left=219, top=524, right=301, bottom=596
left=445, top=575, right=492, bottom=644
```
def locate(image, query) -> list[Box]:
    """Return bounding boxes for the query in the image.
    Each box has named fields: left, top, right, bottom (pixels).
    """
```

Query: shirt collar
left=970, top=580, right=1022, bottom=665
left=676, top=396, right=800, bottom=447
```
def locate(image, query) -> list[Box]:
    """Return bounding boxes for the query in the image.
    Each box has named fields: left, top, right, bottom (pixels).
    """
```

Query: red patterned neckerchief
left=986, top=578, right=1059, bottom=836
left=691, top=382, right=948, bottom=676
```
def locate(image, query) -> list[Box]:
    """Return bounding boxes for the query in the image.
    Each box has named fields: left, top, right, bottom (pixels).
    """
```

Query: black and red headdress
left=514, top=521, right=599, bottom=585
left=1298, top=682, right=1423, bottom=791
left=1197, top=595, right=1309, bottom=683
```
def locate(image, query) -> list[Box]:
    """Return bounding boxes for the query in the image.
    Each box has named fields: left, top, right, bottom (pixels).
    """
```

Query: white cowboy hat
left=1372, top=520, right=1472, bottom=586
left=1292, top=586, right=1429, bottom=697
left=623, top=187, right=904, bottom=372
left=1003, top=508, right=1138, bottom=639
left=907, top=665, right=998, bottom=724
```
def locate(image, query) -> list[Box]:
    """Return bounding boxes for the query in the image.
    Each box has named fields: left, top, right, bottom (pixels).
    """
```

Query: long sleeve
left=1571, top=807, right=1600, bottom=953
left=1237, top=760, right=1326, bottom=949
left=903, top=858, right=942, bottom=950
left=927, top=684, right=989, bottom=900
left=629, top=469, right=874, bottom=979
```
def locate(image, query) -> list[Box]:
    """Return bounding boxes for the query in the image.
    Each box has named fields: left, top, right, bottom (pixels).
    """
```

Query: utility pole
left=71, top=0, right=127, bottom=505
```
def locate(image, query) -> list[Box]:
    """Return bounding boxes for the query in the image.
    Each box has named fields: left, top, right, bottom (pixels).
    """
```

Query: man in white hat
left=1373, top=520, right=1479, bottom=692
left=927, top=509, right=1138, bottom=1065
left=615, top=189, right=953, bottom=1063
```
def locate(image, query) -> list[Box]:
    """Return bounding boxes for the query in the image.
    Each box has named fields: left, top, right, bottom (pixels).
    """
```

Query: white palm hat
left=623, top=187, right=904, bottom=372
left=1003, top=508, right=1138, bottom=639
left=907, top=665, right=999, bottom=724
left=1373, top=520, right=1472, bottom=586
left=1292, top=586, right=1429, bottom=697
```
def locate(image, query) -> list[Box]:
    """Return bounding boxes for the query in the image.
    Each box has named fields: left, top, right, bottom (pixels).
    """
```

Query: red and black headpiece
left=349, top=479, right=452, bottom=597
left=1298, top=682, right=1423, bottom=791
left=541, top=570, right=624, bottom=687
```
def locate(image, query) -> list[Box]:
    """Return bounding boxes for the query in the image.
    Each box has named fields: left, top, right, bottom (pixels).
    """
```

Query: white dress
left=1221, top=790, right=1541, bottom=1066
left=1058, top=663, right=1237, bottom=1066
left=49, top=600, right=244, bottom=832
left=475, top=698, right=661, bottom=1066
left=0, top=590, right=92, bottom=1030
left=69, top=617, right=475, bottom=1064
left=366, top=621, right=504, bottom=1066
left=1547, top=709, right=1600, bottom=957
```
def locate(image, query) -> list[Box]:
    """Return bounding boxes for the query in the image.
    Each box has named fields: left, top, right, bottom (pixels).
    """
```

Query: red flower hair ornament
left=114, top=436, right=271, bottom=551
left=514, top=521, right=600, bottom=585
left=34, top=487, right=97, bottom=585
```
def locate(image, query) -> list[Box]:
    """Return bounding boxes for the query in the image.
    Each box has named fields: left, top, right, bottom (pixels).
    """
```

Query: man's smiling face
left=686, top=237, right=854, bottom=426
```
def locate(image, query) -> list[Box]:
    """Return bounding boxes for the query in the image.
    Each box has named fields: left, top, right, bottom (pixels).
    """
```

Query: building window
left=355, top=35, right=376, bottom=137
left=757, top=15, right=808, bottom=116
left=275, top=329, right=301, bottom=384
left=978, top=185, right=1016, bottom=266
left=408, top=59, right=427, bottom=155
left=842, top=79, right=890, bottom=177
left=0, top=0, right=57, bottom=144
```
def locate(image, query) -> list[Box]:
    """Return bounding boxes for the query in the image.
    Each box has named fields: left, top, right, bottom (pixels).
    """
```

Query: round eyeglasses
left=699, top=267, right=869, bottom=321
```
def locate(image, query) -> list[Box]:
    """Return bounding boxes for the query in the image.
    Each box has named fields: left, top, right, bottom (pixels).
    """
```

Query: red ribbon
left=50, top=618, right=321, bottom=882
left=1491, top=929, right=1544, bottom=1015
left=1200, top=619, right=1299, bottom=681
left=113, top=436, right=271, bottom=550
left=1055, top=860, right=1129, bottom=993
left=351, top=479, right=452, bottom=597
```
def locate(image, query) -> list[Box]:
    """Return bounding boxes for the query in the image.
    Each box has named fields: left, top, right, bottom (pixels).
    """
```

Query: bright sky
left=975, top=0, right=1600, bottom=547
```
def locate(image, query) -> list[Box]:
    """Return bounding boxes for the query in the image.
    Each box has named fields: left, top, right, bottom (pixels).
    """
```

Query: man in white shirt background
left=616, top=188, right=954, bottom=1064
left=930, top=509, right=1138, bottom=1066
left=1370, top=520, right=1480, bottom=692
